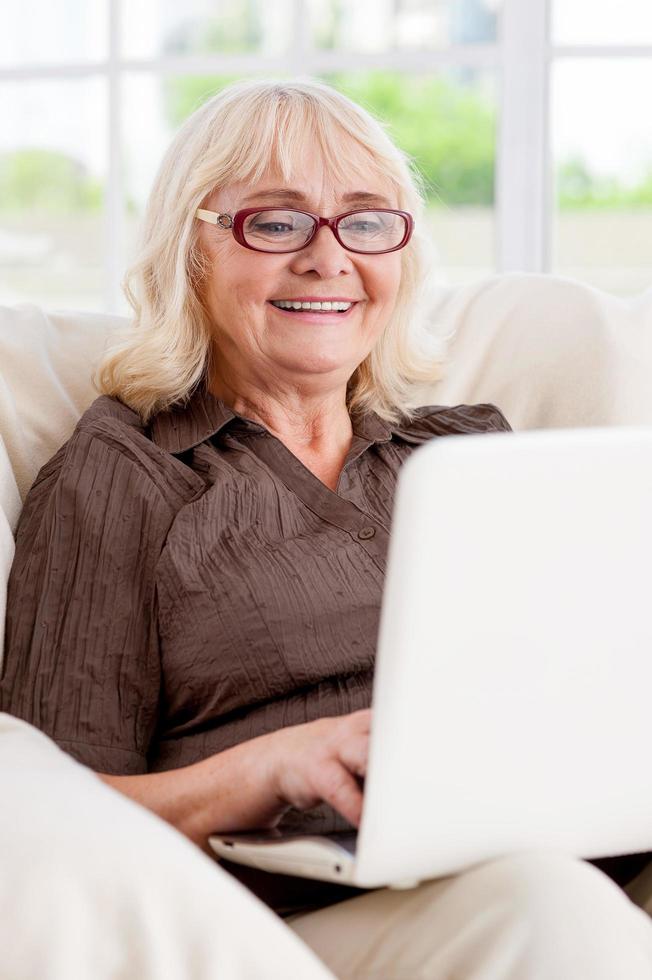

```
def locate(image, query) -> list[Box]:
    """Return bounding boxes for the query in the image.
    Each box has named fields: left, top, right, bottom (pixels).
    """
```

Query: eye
left=254, top=221, right=293, bottom=233
left=350, top=220, right=381, bottom=232
left=340, top=216, right=385, bottom=235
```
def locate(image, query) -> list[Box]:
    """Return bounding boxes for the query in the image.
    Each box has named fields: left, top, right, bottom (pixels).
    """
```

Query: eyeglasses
left=195, top=206, right=414, bottom=254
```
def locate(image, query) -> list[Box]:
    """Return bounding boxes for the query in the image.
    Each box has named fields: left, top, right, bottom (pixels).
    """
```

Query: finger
left=338, top=733, right=369, bottom=779
left=315, top=759, right=365, bottom=827
left=347, top=708, right=372, bottom=733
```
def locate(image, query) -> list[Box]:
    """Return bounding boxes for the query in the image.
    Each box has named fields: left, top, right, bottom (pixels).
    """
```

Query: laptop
left=209, top=425, right=652, bottom=890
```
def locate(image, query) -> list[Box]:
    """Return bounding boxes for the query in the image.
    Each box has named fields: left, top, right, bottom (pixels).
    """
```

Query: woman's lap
left=288, top=851, right=652, bottom=980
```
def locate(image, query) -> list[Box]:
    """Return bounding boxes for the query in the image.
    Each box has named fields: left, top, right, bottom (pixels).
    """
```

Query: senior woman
left=3, top=78, right=652, bottom=979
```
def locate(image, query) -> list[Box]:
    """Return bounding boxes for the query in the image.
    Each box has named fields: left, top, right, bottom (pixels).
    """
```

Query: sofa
left=1, top=272, right=650, bottom=978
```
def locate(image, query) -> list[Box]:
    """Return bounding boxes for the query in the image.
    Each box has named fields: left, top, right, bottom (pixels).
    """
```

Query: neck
left=207, top=375, right=353, bottom=452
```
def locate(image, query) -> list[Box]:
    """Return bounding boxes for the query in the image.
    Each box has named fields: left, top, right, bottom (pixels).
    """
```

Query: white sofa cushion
left=0, top=433, right=20, bottom=536
left=0, top=303, right=124, bottom=502
left=423, top=273, right=652, bottom=429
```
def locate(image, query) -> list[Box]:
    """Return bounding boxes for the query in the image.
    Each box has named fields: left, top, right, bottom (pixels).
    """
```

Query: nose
left=288, top=222, right=353, bottom=279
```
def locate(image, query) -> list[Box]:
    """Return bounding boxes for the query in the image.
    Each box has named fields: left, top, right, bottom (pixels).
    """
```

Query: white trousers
left=290, top=850, right=652, bottom=979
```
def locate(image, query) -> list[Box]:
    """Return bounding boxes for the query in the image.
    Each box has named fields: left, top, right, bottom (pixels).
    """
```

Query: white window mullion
left=104, top=0, right=124, bottom=313
left=552, top=44, right=652, bottom=58
left=112, top=45, right=498, bottom=77
left=289, top=0, right=311, bottom=74
left=497, top=0, right=551, bottom=273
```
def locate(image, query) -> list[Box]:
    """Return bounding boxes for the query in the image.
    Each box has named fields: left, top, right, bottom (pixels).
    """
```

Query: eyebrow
left=239, top=188, right=394, bottom=208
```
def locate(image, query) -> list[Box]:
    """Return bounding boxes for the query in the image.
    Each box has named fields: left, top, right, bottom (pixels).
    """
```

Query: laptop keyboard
left=328, top=831, right=358, bottom=855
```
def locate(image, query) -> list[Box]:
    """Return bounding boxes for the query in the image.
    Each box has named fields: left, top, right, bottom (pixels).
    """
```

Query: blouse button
left=358, top=526, right=376, bottom=540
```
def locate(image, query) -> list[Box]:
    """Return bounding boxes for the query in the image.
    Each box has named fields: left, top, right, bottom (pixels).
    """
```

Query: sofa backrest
left=420, top=272, right=652, bottom=429
left=0, top=303, right=126, bottom=504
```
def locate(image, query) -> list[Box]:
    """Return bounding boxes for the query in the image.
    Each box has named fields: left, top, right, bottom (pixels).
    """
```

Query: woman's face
left=198, top=148, right=403, bottom=397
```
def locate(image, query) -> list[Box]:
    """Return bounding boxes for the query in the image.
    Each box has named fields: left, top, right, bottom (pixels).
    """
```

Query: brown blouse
left=0, top=384, right=517, bottom=911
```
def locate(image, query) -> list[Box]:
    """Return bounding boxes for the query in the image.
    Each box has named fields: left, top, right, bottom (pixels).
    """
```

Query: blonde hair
left=94, top=76, right=446, bottom=424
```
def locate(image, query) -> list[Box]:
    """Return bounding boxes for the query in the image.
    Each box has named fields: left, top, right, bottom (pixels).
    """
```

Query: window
left=1, top=0, right=650, bottom=313
left=550, top=1, right=652, bottom=294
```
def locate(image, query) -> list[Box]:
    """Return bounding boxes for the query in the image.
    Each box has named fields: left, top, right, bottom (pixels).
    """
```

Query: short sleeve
left=393, top=402, right=513, bottom=444
left=476, top=403, right=512, bottom=433
left=0, top=422, right=177, bottom=774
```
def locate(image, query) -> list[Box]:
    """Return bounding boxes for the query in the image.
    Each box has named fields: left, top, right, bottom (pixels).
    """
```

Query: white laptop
left=209, top=426, right=652, bottom=890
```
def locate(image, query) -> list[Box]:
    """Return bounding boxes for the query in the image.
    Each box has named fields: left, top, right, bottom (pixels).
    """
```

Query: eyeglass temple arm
left=195, top=209, right=233, bottom=227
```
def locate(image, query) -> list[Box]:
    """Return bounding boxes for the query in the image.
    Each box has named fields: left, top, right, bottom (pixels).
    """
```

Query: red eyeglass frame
left=195, top=206, right=414, bottom=254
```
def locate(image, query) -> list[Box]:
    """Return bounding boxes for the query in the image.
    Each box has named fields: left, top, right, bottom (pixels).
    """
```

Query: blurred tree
left=557, top=155, right=652, bottom=209
left=629, top=169, right=652, bottom=207
left=557, top=156, right=593, bottom=206
left=324, top=71, right=495, bottom=205
left=0, top=149, right=103, bottom=212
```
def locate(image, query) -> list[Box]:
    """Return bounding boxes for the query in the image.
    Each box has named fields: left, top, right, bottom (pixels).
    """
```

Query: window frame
left=1, top=0, right=652, bottom=310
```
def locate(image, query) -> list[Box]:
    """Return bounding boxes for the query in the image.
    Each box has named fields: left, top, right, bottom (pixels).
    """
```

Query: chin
left=274, top=344, right=359, bottom=375
left=277, top=355, right=355, bottom=380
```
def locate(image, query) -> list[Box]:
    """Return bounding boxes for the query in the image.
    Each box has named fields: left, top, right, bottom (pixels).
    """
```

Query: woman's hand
left=98, top=708, right=371, bottom=849
left=264, top=708, right=371, bottom=828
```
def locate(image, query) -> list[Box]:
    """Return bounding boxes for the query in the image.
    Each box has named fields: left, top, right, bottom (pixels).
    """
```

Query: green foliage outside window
left=162, top=74, right=241, bottom=134
left=0, top=149, right=103, bottom=213
left=558, top=156, right=652, bottom=209
left=324, top=72, right=495, bottom=206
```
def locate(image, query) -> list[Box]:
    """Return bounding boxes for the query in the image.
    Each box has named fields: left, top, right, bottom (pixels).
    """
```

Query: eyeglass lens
left=242, top=209, right=406, bottom=253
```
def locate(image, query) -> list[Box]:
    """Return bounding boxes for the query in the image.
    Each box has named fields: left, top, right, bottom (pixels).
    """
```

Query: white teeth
left=271, top=300, right=353, bottom=312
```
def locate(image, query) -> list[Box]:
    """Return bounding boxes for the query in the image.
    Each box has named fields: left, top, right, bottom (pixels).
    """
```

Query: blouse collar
left=150, top=382, right=393, bottom=455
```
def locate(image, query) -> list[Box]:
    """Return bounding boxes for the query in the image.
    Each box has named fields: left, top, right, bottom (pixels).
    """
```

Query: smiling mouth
left=269, top=300, right=356, bottom=313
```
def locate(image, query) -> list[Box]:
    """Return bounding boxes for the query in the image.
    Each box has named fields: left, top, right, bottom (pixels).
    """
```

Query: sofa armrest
left=0, top=714, right=333, bottom=980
